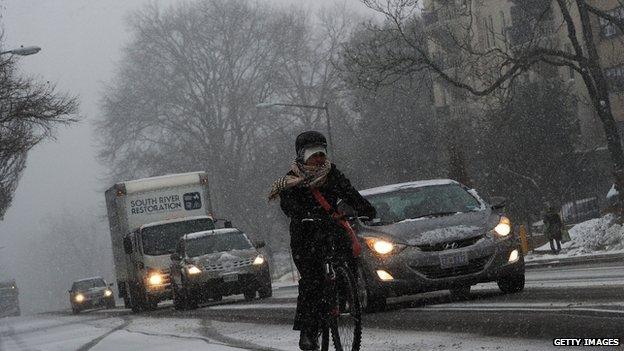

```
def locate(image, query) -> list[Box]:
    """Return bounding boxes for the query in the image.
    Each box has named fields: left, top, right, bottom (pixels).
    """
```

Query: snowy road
left=0, top=262, right=622, bottom=350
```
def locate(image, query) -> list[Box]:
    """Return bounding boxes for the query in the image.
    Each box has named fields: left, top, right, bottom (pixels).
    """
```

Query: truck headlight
left=494, top=216, right=512, bottom=237
left=104, top=289, right=113, bottom=297
left=253, top=255, right=265, bottom=265
left=75, top=293, right=85, bottom=303
left=364, top=237, right=405, bottom=255
left=187, top=265, right=202, bottom=275
left=148, top=272, right=164, bottom=285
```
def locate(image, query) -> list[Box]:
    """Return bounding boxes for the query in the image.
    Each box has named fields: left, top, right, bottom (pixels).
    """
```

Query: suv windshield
left=186, top=231, right=252, bottom=257
left=365, top=184, right=482, bottom=224
left=72, top=278, right=105, bottom=291
left=141, top=218, right=215, bottom=255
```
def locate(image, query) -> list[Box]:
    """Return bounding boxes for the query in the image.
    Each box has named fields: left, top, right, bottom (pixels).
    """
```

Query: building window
left=605, top=65, right=624, bottom=92
left=599, top=7, right=624, bottom=38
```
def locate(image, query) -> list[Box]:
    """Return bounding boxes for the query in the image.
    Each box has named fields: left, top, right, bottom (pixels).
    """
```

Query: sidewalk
left=525, top=250, right=624, bottom=268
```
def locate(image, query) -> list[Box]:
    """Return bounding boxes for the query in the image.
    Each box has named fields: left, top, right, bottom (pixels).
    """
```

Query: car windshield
left=365, top=184, right=482, bottom=224
left=186, top=231, right=252, bottom=257
left=142, top=218, right=215, bottom=256
left=72, top=278, right=105, bottom=291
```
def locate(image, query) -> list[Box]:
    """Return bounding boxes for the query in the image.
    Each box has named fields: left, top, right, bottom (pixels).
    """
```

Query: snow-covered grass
left=528, top=214, right=624, bottom=260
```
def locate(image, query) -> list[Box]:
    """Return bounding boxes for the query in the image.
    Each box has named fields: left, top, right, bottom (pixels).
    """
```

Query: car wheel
left=358, top=266, right=386, bottom=313
left=71, top=306, right=80, bottom=314
left=449, top=286, right=471, bottom=301
left=106, top=301, right=116, bottom=309
left=243, top=289, right=256, bottom=301
left=497, top=272, right=525, bottom=294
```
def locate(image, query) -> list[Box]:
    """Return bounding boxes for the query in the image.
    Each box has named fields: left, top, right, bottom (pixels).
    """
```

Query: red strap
left=310, top=188, right=361, bottom=258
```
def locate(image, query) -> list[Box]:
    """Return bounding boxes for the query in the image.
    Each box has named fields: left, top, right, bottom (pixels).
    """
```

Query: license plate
left=223, top=274, right=238, bottom=282
left=439, top=251, right=468, bottom=269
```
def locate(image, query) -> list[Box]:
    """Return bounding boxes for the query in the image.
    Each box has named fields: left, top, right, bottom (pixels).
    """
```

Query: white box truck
left=105, top=171, right=218, bottom=312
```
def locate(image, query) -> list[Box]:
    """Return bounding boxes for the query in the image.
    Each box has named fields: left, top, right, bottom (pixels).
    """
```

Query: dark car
left=69, top=277, right=115, bottom=314
left=170, top=228, right=272, bottom=310
left=352, top=179, right=525, bottom=312
left=0, top=280, right=20, bottom=317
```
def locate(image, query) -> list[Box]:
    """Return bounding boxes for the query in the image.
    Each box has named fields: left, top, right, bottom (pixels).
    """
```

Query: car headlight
left=104, top=289, right=113, bottom=297
left=75, top=293, right=85, bottom=303
left=364, top=237, right=405, bottom=255
left=494, top=216, right=512, bottom=237
left=148, top=272, right=164, bottom=285
left=187, top=265, right=202, bottom=275
left=253, top=255, right=265, bottom=265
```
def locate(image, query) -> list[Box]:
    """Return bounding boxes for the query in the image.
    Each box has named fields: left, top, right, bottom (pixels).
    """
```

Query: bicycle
left=302, top=218, right=362, bottom=351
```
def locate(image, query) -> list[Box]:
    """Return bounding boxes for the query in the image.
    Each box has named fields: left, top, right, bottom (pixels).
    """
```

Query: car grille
left=416, top=235, right=484, bottom=252
left=412, top=255, right=491, bottom=279
left=204, top=258, right=253, bottom=271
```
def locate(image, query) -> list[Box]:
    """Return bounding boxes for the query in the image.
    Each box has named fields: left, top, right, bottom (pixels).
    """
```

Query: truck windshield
left=186, top=231, right=252, bottom=257
left=141, top=218, right=215, bottom=255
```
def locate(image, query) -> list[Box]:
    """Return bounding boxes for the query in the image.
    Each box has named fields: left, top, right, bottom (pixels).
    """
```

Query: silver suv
left=353, top=179, right=525, bottom=312
left=69, top=277, right=115, bottom=314
left=170, top=228, right=271, bottom=310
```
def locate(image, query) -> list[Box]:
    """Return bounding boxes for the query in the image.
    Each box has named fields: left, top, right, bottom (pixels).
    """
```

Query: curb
left=525, top=253, right=624, bottom=268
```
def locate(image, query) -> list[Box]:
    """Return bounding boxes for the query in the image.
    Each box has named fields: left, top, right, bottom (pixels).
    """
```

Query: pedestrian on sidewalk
left=543, top=203, right=563, bottom=254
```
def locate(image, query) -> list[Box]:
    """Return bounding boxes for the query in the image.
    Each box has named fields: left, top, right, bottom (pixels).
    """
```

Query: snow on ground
left=528, top=214, right=624, bottom=260
left=212, top=320, right=559, bottom=351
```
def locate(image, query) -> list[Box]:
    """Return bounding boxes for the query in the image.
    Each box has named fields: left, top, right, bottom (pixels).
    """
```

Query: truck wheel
left=144, top=300, right=158, bottom=311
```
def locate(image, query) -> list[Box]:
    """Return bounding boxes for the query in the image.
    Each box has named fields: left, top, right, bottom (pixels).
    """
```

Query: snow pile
left=532, top=214, right=624, bottom=258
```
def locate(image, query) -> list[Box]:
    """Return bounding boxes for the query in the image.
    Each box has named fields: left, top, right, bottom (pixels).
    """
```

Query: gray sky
left=0, top=0, right=372, bottom=282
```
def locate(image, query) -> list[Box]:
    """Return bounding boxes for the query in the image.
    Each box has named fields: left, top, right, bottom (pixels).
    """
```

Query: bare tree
left=0, top=42, right=79, bottom=219
left=357, top=0, right=624, bottom=204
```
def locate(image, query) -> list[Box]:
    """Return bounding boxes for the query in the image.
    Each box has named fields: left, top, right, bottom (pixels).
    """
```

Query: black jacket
left=279, top=164, right=376, bottom=250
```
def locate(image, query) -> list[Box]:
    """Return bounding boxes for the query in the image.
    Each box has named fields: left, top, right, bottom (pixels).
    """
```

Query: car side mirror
left=170, top=253, right=182, bottom=261
left=254, top=241, right=266, bottom=249
left=224, top=220, right=232, bottom=228
left=491, top=196, right=507, bottom=210
left=123, top=236, right=133, bottom=254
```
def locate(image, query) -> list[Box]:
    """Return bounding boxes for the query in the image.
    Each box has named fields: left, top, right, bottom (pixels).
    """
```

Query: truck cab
left=121, top=215, right=216, bottom=311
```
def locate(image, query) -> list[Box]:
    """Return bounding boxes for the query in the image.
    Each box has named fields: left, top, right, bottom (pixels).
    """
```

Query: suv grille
left=204, top=258, right=253, bottom=271
left=412, top=255, right=491, bottom=279
left=416, top=235, right=484, bottom=252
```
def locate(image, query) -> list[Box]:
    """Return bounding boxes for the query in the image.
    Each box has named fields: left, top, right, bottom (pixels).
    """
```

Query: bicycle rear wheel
left=329, top=265, right=362, bottom=351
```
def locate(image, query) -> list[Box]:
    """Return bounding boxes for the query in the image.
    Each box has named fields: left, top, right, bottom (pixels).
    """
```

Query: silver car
left=352, top=179, right=525, bottom=312
left=69, top=277, right=115, bottom=314
left=170, top=228, right=271, bottom=310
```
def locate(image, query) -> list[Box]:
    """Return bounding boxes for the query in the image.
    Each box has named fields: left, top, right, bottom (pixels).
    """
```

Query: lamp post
left=0, top=46, right=41, bottom=57
left=256, top=101, right=335, bottom=158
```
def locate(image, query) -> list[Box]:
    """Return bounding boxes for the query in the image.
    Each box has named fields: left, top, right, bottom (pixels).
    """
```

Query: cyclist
left=269, top=131, right=376, bottom=350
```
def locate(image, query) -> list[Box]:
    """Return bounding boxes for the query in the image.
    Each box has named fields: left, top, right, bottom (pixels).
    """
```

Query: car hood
left=359, top=210, right=499, bottom=245
left=190, top=249, right=258, bottom=266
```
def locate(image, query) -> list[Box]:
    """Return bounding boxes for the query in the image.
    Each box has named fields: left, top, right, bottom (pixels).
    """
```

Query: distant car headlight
left=364, top=237, right=405, bottom=255
left=75, top=293, right=85, bottom=303
left=253, top=255, right=265, bottom=265
left=494, top=216, right=512, bottom=237
left=104, top=289, right=113, bottom=297
left=148, top=272, right=164, bottom=285
left=187, top=265, right=202, bottom=275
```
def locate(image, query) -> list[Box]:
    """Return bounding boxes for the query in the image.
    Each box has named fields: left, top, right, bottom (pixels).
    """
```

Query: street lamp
left=0, top=45, right=41, bottom=57
left=256, top=101, right=335, bottom=157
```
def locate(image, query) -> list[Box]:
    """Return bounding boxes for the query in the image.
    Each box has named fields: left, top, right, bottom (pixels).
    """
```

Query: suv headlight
left=75, top=293, right=85, bottom=303
left=104, top=289, right=113, bottom=297
left=364, top=237, right=406, bottom=255
left=186, top=265, right=202, bottom=275
left=253, top=255, right=265, bottom=265
left=493, top=216, right=512, bottom=237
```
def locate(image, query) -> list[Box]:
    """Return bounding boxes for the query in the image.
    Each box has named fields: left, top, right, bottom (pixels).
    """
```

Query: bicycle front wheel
left=329, top=265, right=362, bottom=351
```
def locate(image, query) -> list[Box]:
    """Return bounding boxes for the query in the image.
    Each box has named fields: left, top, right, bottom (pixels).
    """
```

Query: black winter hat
left=295, top=131, right=327, bottom=155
